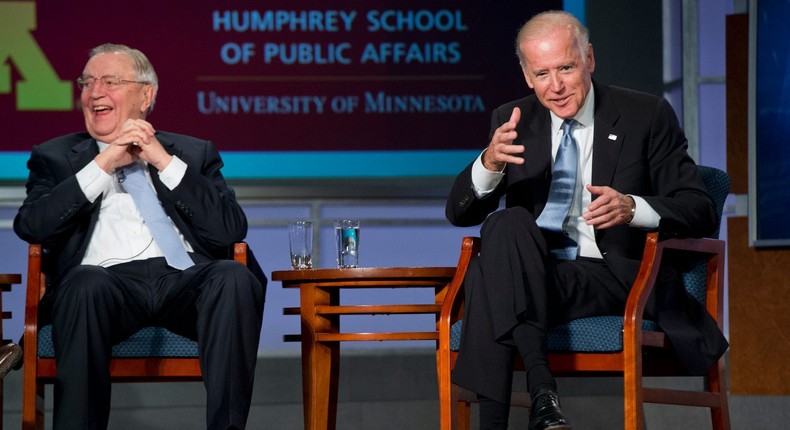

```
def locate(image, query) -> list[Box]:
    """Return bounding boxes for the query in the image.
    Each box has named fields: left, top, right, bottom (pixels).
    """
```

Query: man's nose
left=549, top=74, right=564, bottom=92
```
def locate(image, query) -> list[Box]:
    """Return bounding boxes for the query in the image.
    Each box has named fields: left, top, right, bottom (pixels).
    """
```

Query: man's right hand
left=95, top=143, right=134, bottom=173
left=482, top=107, right=524, bottom=172
left=94, top=119, right=156, bottom=173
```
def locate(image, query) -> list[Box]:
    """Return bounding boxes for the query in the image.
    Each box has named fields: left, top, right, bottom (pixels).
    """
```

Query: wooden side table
left=0, top=273, right=22, bottom=430
left=272, top=267, right=457, bottom=430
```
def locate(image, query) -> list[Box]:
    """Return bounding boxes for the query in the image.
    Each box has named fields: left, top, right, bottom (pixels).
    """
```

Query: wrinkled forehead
left=522, top=32, right=582, bottom=68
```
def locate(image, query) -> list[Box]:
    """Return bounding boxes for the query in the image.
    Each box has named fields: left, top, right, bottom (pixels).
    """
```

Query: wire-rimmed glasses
left=76, top=75, right=148, bottom=92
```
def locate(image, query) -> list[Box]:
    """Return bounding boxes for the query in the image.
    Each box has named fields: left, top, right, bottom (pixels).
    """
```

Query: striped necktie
left=536, top=119, right=579, bottom=260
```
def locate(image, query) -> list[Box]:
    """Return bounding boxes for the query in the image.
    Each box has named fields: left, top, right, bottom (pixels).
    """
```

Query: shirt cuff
left=76, top=161, right=113, bottom=203
left=628, top=195, right=661, bottom=229
left=471, top=150, right=504, bottom=198
left=157, top=156, right=187, bottom=190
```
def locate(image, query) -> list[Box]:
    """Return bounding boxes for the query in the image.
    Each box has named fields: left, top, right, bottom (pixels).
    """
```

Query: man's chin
left=86, top=128, right=120, bottom=144
left=549, top=106, right=579, bottom=119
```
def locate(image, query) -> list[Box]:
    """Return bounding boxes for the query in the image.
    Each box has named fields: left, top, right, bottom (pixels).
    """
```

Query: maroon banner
left=1, top=1, right=558, bottom=153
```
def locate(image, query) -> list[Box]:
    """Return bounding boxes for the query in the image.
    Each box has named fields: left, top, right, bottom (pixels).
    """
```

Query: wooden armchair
left=22, top=242, right=249, bottom=430
left=436, top=166, right=731, bottom=430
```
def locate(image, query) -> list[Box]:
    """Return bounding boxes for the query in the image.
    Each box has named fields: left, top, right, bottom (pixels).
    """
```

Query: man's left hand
left=122, top=119, right=173, bottom=171
left=583, top=185, right=635, bottom=229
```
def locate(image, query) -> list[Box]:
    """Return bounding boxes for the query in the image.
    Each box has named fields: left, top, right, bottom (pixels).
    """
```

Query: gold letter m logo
left=0, top=2, right=72, bottom=110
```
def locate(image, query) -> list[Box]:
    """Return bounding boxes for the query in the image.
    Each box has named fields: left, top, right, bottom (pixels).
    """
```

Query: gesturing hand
left=482, top=107, right=524, bottom=172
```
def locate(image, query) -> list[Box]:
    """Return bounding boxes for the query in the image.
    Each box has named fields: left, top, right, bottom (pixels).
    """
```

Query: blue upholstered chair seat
left=450, top=317, right=660, bottom=353
left=37, top=325, right=198, bottom=358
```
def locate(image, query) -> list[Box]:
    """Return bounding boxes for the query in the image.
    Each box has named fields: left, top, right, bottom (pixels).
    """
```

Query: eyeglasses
left=76, top=75, right=148, bottom=92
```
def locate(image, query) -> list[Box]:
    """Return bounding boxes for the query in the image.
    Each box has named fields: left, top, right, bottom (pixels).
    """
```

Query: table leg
left=300, top=284, right=340, bottom=430
left=301, top=333, right=339, bottom=430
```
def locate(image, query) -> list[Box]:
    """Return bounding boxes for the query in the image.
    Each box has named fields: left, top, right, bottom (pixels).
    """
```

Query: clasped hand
left=97, top=119, right=172, bottom=173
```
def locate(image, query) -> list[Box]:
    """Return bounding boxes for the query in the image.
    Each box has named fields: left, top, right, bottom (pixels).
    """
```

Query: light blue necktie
left=536, top=119, right=579, bottom=260
left=119, top=162, right=195, bottom=270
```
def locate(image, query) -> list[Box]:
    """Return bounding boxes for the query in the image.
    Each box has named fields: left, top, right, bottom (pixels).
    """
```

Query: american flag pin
left=608, top=134, right=618, bottom=141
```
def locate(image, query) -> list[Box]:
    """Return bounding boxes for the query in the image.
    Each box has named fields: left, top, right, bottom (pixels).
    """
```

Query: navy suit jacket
left=446, top=81, right=728, bottom=375
left=14, top=130, right=266, bottom=301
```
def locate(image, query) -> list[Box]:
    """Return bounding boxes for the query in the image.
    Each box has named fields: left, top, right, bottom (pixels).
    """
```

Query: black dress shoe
left=0, top=343, right=23, bottom=379
left=529, top=388, right=571, bottom=430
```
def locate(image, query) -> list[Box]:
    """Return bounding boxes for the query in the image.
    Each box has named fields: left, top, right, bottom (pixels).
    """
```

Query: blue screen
left=753, top=0, right=790, bottom=245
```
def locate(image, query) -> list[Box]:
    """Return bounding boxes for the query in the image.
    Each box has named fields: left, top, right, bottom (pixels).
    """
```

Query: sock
left=477, top=395, right=509, bottom=430
left=512, top=322, right=557, bottom=397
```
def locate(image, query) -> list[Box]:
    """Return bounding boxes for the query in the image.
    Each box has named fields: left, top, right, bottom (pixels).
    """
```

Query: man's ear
left=141, top=85, right=156, bottom=113
left=523, top=69, right=535, bottom=89
left=586, top=43, right=596, bottom=74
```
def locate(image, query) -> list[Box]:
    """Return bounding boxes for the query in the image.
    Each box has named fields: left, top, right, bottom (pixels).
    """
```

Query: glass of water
left=288, top=221, right=313, bottom=269
left=334, top=219, right=359, bottom=268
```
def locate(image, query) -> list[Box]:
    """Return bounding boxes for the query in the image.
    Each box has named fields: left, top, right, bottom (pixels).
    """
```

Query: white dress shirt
left=471, top=86, right=660, bottom=259
left=76, top=142, right=194, bottom=267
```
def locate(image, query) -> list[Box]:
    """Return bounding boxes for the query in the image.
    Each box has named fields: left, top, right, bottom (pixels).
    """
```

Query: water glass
left=334, top=219, right=360, bottom=268
left=288, top=221, right=313, bottom=269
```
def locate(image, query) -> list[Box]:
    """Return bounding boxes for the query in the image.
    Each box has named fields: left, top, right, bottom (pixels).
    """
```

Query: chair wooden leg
left=22, top=380, right=44, bottom=430
left=457, top=400, right=471, bottom=430
left=454, top=385, right=472, bottom=430
left=22, top=361, right=40, bottom=430
left=437, top=351, right=453, bottom=430
left=709, top=359, right=731, bottom=430
left=623, top=387, right=645, bottom=430
left=36, top=382, right=45, bottom=430
left=623, top=355, right=645, bottom=430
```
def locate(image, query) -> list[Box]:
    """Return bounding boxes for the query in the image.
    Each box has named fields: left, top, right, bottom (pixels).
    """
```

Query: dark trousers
left=50, top=255, right=265, bottom=430
left=451, top=207, right=630, bottom=405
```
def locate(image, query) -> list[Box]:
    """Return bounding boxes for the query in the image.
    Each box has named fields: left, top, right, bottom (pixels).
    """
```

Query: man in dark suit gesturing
left=446, top=11, right=728, bottom=430
left=14, top=43, right=265, bottom=430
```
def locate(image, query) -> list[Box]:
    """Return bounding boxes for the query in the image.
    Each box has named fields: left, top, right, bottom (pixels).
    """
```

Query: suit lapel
left=67, top=137, right=100, bottom=173
left=522, top=104, right=553, bottom=178
left=156, top=132, right=179, bottom=156
left=591, top=83, right=624, bottom=187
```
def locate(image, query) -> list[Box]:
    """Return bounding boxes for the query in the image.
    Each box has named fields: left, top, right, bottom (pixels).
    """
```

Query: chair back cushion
left=697, top=165, right=730, bottom=240
left=682, top=166, right=730, bottom=304
left=38, top=325, right=198, bottom=358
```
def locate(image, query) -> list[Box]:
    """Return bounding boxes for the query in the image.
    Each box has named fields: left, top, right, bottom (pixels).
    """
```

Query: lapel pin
left=608, top=134, right=618, bottom=141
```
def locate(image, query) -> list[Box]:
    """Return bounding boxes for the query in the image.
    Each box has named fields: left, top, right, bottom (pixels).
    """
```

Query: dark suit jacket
left=14, top=130, right=267, bottom=304
left=446, top=81, right=728, bottom=375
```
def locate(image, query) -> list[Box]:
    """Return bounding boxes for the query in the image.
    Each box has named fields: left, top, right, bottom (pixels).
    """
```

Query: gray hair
left=515, top=10, right=590, bottom=69
left=89, top=43, right=159, bottom=114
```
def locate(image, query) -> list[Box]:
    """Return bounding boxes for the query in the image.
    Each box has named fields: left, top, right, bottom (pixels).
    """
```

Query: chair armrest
left=622, top=232, right=726, bottom=349
left=654, top=236, right=725, bottom=327
left=23, top=244, right=43, bottom=364
left=438, top=237, right=480, bottom=338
